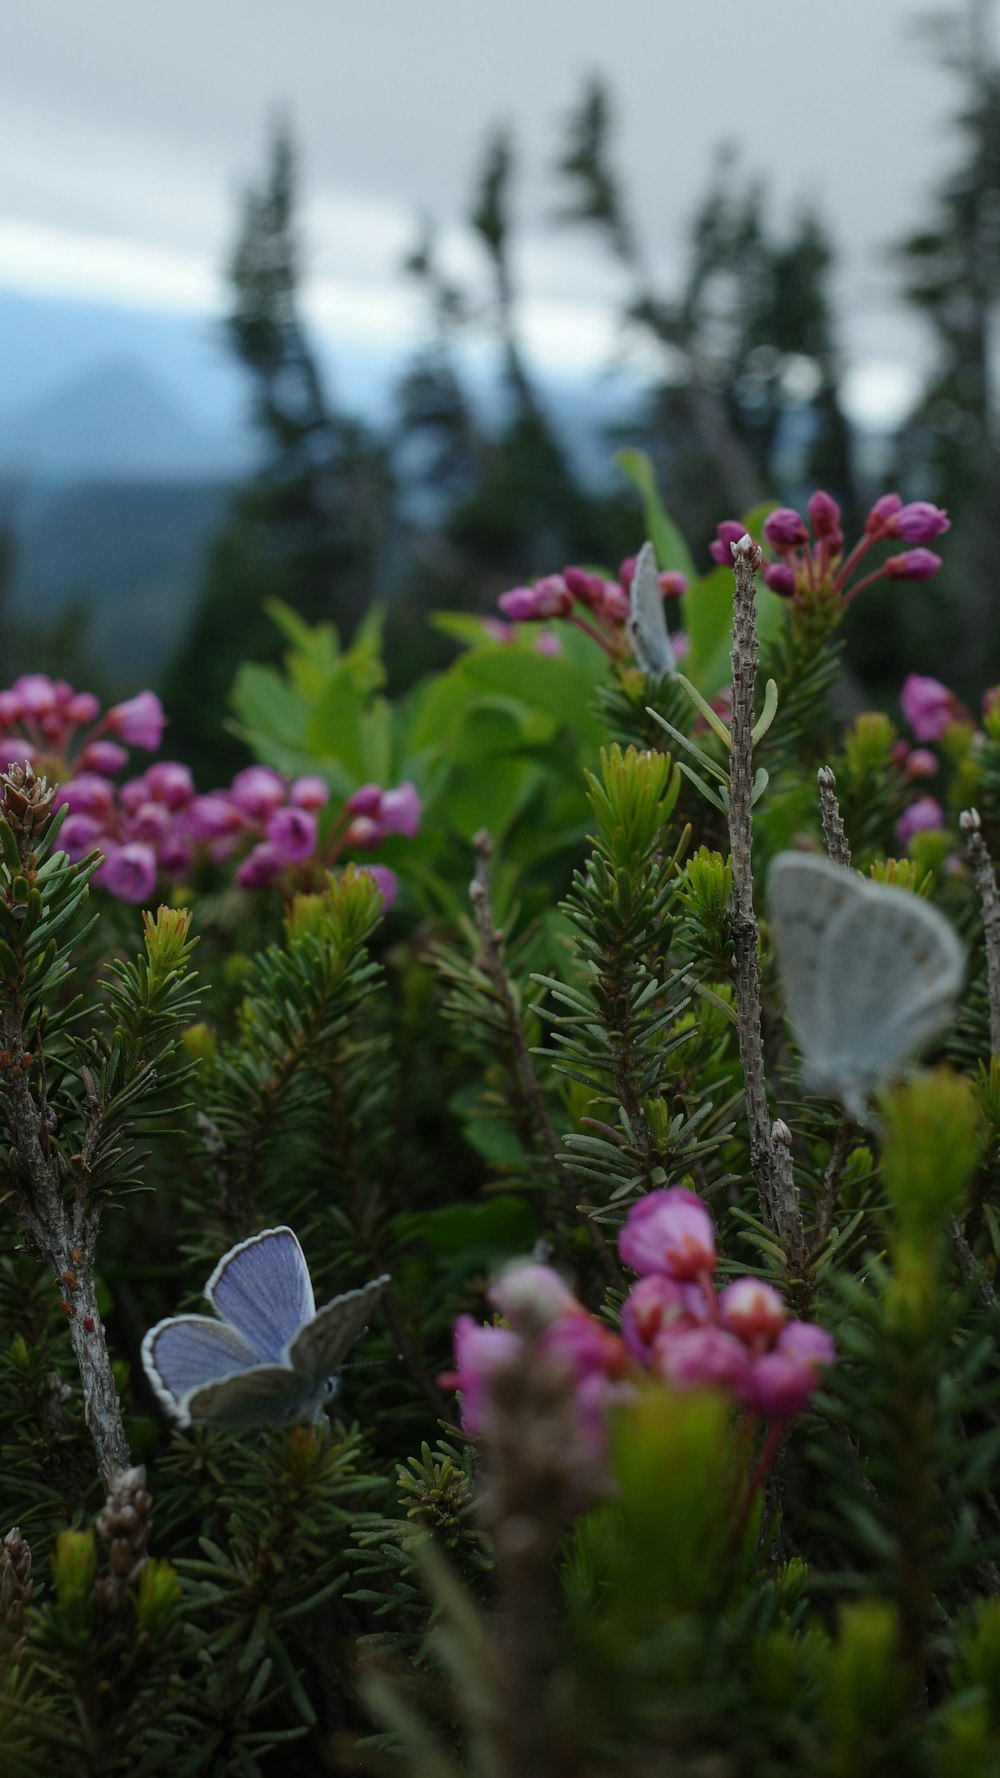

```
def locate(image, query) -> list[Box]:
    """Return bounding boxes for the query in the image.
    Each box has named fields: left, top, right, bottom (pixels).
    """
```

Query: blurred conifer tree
left=165, top=125, right=390, bottom=779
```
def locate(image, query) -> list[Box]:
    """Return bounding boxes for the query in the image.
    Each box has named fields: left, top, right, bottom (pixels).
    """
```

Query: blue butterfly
left=142, top=1227, right=390, bottom=1428
left=627, top=540, right=678, bottom=683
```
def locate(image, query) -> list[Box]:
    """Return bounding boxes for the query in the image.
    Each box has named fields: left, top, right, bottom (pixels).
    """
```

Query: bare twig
left=728, top=536, right=803, bottom=1261
left=817, top=765, right=852, bottom=868
left=770, top=1120, right=805, bottom=1272
left=469, top=832, right=622, bottom=1286
left=960, top=808, right=1000, bottom=1057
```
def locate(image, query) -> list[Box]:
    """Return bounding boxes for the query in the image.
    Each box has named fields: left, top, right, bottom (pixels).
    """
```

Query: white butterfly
left=767, top=852, right=964, bottom=1119
left=142, top=1227, right=389, bottom=1428
left=627, top=540, right=677, bottom=682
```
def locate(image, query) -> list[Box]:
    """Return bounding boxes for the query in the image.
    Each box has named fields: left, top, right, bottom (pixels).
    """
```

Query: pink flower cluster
left=0, top=671, right=422, bottom=908
left=497, top=556, right=687, bottom=665
left=0, top=674, right=165, bottom=773
left=891, top=673, right=978, bottom=850
left=618, top=1190, right=833, bottom=1417
left=709, top=491, right=950, bottom=605
left=58, top=760, right=421, bottom=906
left=443, top=1190, right=834, bottom=1496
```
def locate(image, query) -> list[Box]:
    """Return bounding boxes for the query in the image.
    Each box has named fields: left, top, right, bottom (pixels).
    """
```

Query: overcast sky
left=0, top=0, right=992, bottom=423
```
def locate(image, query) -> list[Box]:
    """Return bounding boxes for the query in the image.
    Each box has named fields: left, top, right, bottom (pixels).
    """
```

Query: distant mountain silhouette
left=0, top=360, right=255, bottom=482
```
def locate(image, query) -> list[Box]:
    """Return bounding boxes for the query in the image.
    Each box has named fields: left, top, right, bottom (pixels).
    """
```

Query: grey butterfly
left=142, top=1226, right=389, bottom=1428
left=627, top=540, right=677, bottom=682
left=768, top=852, right=964, bottom=1119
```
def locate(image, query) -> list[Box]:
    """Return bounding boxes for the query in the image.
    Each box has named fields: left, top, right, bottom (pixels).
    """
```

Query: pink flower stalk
left=900, top=673, right=960, bottom=742
left=896, top=796, right=946, bottom=849
left=618, top=1188, right=716, bottom=1282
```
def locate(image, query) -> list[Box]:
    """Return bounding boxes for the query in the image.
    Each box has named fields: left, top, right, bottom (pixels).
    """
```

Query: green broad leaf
left=681, top=566, right=787, bottom=697
left=616, top=448, right=696, bottom=579
left=229, top=663, right=309, bottom=752
left=396, top=1192, right=537, bottom=1261
left=429, top=610, right=503, bottom=645
left=444, top=758, right=544, bottom=842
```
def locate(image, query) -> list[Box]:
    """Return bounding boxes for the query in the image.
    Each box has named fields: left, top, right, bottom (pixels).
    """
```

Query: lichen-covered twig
left=728, top=537, right=803, bottom=1262
left=770, top=1119, right=805, bottom=1272
left=817, top=764, right=852, bottom=868
left=960, top=808, right=1000, bottom=1057
left=470, top=831, right=622, bottom=1285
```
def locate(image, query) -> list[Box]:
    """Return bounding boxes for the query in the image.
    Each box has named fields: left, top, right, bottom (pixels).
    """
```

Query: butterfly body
left=768, top=852, right=964, bottom=1119
left=142, top=1227, right=389, bottom=1428
left=627, top=541, right=677, bottom=682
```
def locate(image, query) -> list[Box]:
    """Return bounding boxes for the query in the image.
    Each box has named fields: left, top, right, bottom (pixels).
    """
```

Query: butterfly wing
left=183, top=1366, right=324, bottom=1428
left=811, top=882, right=964, bottom=1108
left=627, top=541, right=676, bottom=682
left=289, top=1275, right=390, bottom=1393
left=205, top=1226, right=316, bottom=1362
left=768, top=853, right=865, bottom=1067
left=142, top=1314, right=261, bottom=1420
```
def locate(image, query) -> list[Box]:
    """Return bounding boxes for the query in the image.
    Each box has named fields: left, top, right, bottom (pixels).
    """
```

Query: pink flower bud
left=119, top=775, right=150, bottom=815
left=145, top=761, right=194, bottom=809
left=534, top=630, right=563, bottom=657
left=345, top=816, right=382, bottom=849
left=105, top=691, right=165, bottom=751
left=13, top=674, right=58, bottom=715
left=600, top=582, right=631, bottom=623
left=65, top=691, right=101, bottom=725
left=531, top=575, right=573, bottom=619
left=290, top=776, right=329, bottom=811
left=264, top=805, right=318, bottom=863
left=80, top=740, right=129, bottom=775
left=618, top=556, right=638, bottom=592
left=234, top=841, right=284, bottom=888
left=378, top=782, right=422, bottom=838
left=0, top=740, right=35, bottom=768
left=659, top=571, right=687, bottom=599
left=887, top=501, right=950, bottom=543
left=498, top=586, right=540, bottom=621
left=900, top=673, right=958, bottom=742
left=229, top=765, right=285, bottom=819
left=0, top=691, right=20, bottom=724
left=58, top=813, right=105, bottom=862
left=539, top=1315, right=629, bottom=1382
left=563, top=566, right=605, bottom=608
left=709, top=520, right=746, bottom=566
left=763, top=508, right=808, bottom=551
left=718, top=1278, right=787, bottom=1347
left=487, top=1262, right=581, bottom=1332
left=356, top=863, right=397, bottom=909
left=129, top=802, right=172, bottom=844
left=620, top=1273, right=704, bottom=1362
left=807, top=490, right=842, bottom=538
left=865, top=492, right=903, bottom=535
left=159, top=834, right=193, bottom=877
left=439, top=1315, right=523, bottom=1435
left=618, top=1187, right=716, bottom=1281
left=904, top=748, right=938, bottom=781
left=55, top=774, right=115, bottom=817
left=762, top=563, right=796, bottom=596
left=896, top=796, right=946, bottom=849
left=95, top=841, right=158, bottom=904
left=345, top=783, right=384, bottom=817
left=652, top=1324, right=750, bottom=1394
left=188, top=794, right=245, bottom=839
left=883, top=548, right=942, bottom=583
left=743, top=1320, right=835, bottom=1418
